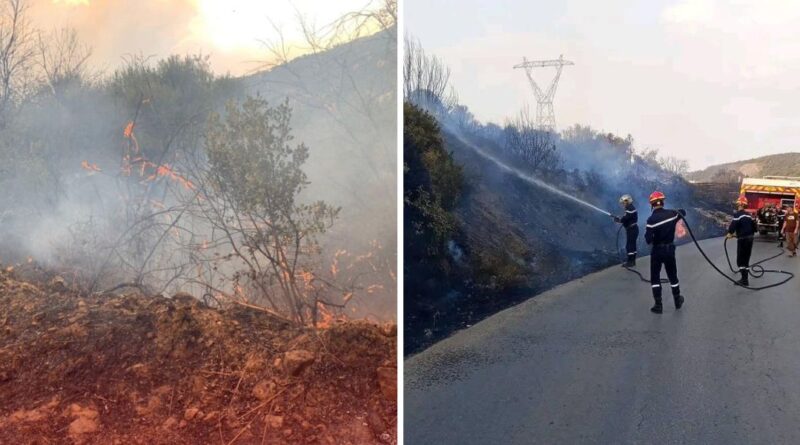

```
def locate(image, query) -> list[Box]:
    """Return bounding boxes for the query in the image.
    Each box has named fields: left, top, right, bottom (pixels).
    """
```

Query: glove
left=612, top=216, right=621, bottom=223
left=678, top=208, right=687, bottom=217
left=726, top=233, right=735, bottom=239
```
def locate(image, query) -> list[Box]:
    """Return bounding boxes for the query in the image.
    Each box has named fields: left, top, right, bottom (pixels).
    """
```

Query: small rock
left=68, top=404, right=99, bottom=420
left=380, top=323, right=397, bottom=337
left=162, top=417, right=178, bottom=429
left=68, top=416, right=99, bottom=436
left=283, top=350, right=315, bottom=376
left=184, top=407, right=201, bottom=421
left=376, top=367, right=397, bottom=402
left=10, top=408, right=45, bottom=423
left=244, top=354, right=266, bottom=373
left=252, top=380, right=276, bottom=401
left=264, top=414, right=284, bottom=429
left=50, top=276, right=67, bottom=292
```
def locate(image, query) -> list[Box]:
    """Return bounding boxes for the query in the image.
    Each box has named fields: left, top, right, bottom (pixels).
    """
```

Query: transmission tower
left=513, top=55, right=574, bottom=132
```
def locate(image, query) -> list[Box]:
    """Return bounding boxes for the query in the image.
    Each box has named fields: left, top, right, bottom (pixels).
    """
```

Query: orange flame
left=676, top=220, right=687, bottom=238
left=80, top=160, right=102, bottom=174
left=316, top=302, right=340, bottom=328
left=123, top=121, right=134, bottom=138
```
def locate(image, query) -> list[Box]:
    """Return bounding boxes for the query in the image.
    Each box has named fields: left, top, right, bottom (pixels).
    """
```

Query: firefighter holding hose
left=612, top=194, right=638, bottom=267
left=644, top=191, right=686, bottom=314
left=726, top=196, right=756, bottom=286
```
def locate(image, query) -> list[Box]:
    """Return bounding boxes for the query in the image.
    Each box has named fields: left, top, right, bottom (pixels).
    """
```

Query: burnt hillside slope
left=0, top=266, right=397, bottom=444
left=404, top=104, right=724, bottom=355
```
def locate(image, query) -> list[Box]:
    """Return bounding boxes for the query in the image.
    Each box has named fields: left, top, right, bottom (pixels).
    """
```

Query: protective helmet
left=619, top=194, right=633, bottom=205
left=736, top=195, right=748, bottom=207
left=649, top=191, right=665, bottom=205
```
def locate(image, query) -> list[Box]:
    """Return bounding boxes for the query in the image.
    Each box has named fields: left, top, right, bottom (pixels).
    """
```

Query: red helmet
left=649, top=191, right=665, bottom=204
left=736, top=195, right=748, bottom=206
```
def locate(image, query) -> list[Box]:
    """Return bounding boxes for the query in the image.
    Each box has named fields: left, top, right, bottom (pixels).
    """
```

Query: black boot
left=735, top=269, right=749, bottom=286
left=674, top=294, right=684, bottom=310
left=622, top=254, right=635, bottom=267
left=651, top=296, right=663, bottom=314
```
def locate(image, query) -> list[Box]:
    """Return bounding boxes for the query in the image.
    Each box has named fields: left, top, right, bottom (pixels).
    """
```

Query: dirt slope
left=0, top=267, right=396, bottom=444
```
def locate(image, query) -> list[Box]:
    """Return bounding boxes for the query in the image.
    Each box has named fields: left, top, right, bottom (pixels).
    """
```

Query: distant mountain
left=687, top=153, right=800, bottom=183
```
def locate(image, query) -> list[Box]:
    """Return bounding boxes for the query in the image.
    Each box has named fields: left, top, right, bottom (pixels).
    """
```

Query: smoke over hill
left=0, top=11, right=396, bottom=324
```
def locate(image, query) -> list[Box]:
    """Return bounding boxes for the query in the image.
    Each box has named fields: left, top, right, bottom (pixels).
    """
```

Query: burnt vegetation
left=403, top=37, right=723, bottom=354
left=0, top=0, right=397, bottom=326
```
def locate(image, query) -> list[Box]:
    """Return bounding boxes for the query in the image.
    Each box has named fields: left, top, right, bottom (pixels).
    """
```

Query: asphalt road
left=405, top=237, right=800, bottom=444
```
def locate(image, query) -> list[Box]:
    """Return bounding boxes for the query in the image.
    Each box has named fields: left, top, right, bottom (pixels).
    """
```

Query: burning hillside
left=0, top=264, right=397, bottom=444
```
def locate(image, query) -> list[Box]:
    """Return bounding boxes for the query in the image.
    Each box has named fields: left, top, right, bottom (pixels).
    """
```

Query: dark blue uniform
left=728, top=209, right=756, bottom=283
left=645, top=207, right=686, bottom=304
left=620, top=203, right=639, bottom=263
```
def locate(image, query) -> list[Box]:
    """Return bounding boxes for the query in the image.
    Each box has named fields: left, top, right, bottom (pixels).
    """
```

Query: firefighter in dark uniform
left=778, top=205, right=787, bottom=242
left=727, top=195, right=757, bottom=286
left=613, top=194, right=638, bottom=267
left=644, top=191, right=686, bottom=314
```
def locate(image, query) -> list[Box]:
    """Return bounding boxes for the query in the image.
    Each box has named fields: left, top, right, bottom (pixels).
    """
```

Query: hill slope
left=687, top=152, right=800, bottom=182
left=0, top=266, right=396, bottom=444
left=404, top=104, right=724, bottom=355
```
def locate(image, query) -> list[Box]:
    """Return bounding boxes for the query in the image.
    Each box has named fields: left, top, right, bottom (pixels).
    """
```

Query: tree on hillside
left=0, top=0, right=35, bottom=127
left=503, top=106, right=561, bottom=172
left=659, top=155, right=690, bottom=177
left=185, top=97, right=342, bottom=325
left=403, top=34, right=457, bottom=113
left=35, top=27, right=93, bottom=96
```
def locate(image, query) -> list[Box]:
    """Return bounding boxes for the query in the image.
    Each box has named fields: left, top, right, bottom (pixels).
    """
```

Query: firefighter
left=726, top=196, right=756, bottom=286
left=612, top=194, right=638, bottom=267
left=783, top=205, right=798, bottom=257
left=778, top=205, right=787, bottom=242
left=644, top=191, right=686, bottom=314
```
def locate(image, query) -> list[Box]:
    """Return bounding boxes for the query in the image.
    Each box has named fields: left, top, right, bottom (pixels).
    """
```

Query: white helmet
left=619, top=194, right=633, bottom=205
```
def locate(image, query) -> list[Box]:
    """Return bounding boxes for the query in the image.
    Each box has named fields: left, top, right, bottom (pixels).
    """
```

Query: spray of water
left=448, top=128, right=613, bottom=217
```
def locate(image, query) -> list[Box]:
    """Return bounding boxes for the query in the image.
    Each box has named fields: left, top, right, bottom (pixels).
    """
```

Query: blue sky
left=406, top=0, right=800, bottom=169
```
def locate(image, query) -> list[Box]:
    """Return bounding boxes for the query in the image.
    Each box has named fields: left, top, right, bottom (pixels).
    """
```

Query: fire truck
left=739, top=176, right=800, bottom=236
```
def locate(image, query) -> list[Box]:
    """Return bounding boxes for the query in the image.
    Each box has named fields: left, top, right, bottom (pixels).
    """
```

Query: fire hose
left=615, top=218, right=794, bottom=290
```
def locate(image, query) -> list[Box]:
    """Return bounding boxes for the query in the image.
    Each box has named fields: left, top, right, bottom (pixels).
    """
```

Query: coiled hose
left=616, top=220, right=793, bottom=290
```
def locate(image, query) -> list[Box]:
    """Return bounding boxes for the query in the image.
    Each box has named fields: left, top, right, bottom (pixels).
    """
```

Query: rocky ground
left=0, top=265, right=396, bottom=444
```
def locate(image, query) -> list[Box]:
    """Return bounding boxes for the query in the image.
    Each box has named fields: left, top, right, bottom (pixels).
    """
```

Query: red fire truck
left=740, top=176, right=800, bottom=236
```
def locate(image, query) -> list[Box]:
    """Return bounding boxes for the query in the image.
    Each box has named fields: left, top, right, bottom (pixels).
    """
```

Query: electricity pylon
left=513, top=55, right=574, bottom=132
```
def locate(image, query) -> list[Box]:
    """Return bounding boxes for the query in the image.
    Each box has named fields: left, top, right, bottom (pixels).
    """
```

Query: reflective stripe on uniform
left=625, top=210, right=637, bottom=214
left=646, top=215, right=678, bottom=228
left=651, top=284, right=661, bottom=288
left=733, top=214, right=753, bottom=221
left=670, top=283, right=679, bottom=287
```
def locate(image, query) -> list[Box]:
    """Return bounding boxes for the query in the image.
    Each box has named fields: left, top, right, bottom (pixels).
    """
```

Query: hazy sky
left=406, top=0, right=800, bottom=169
left=32, top=0, right=379, bottom=75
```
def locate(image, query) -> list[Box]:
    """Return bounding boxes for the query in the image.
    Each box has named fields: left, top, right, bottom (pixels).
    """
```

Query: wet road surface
left=405, top=237, right=800, bottom=444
